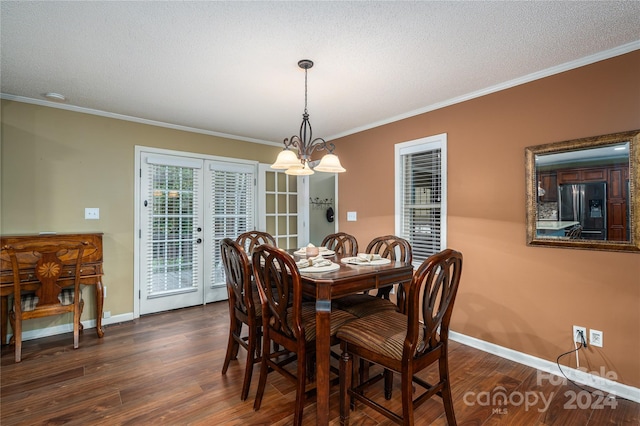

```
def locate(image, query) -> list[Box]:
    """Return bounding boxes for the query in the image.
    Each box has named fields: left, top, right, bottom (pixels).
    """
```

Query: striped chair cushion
left=337, top=311, right=423, bottom=361
left=19, top=294, right=39, bottom=312
left=58, top=288, right=78, bottom=306
left=15, top=288, right=81, bottom=312
left=251, top=292, right=263, bottom=318
left=333, top=293, right=399, bottom=318
left=286, top=303, right=357, bottom=342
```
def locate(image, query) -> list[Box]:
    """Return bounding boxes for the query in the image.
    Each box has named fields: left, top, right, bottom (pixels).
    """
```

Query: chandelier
left=271, top=59, right=346, bottom=175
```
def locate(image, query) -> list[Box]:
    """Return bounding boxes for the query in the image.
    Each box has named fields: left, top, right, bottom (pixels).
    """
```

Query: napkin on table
left=296, top=255, right=332, bottom=268
left=297, top=244, right=329, bottom=252
left=352, top=253, right=382, bottom=263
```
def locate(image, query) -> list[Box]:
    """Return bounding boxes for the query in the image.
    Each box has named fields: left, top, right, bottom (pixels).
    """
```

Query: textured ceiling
left=1, top=1, right=639, bottom=145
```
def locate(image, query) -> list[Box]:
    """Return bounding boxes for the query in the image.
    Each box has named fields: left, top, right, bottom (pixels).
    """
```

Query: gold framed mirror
left=525, top=129, right=639, bottom=252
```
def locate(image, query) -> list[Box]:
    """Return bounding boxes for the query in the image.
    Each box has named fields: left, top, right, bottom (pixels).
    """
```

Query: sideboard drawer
left=0, top=263, right=103, bottom=284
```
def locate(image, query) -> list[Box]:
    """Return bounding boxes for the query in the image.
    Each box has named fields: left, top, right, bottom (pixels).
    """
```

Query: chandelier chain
left=304, top=67, right=308, bottom=114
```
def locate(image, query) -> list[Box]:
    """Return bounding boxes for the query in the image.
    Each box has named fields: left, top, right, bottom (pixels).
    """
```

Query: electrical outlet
left=589, top=329, right=603, bottom=347
left=573, top=325, right=587, bottom=344
left=103, top=311, right=111, bottom=319
left=347, top=211, right=357, bottom=221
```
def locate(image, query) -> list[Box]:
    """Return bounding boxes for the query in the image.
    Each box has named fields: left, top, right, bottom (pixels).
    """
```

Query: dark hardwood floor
left=1, top=302, right=638, bottom=425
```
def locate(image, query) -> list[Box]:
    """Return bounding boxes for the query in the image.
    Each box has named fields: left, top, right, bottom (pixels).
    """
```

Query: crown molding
left=327, top=41, right=640, bottom=141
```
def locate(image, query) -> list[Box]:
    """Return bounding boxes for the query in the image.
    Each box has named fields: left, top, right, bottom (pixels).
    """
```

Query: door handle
left=196, top=238, right=202, bottom=244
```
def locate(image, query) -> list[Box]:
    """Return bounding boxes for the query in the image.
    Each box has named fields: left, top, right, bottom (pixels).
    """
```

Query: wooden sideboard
left=0, top=233, right=105, bottom=345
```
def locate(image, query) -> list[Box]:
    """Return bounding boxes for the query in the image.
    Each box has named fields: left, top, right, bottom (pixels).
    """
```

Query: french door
left=258, top=164, right=308, bottom=250
left=137, top=149, right=256, bottom=315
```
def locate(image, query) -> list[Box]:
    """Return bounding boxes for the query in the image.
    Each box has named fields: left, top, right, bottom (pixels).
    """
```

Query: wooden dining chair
left=220, top=238, right=263, bottom=401
left=251, top=244, right=356, bottom=426
left=4, top=242, right=86, bottom=363
left=236, top=231, right=276, bottom=254
left=321, top=232, right=358, bottom=256
left=338, top=249, right=463, bottom=425
left=566, top=224, right=583, bottom=239
left=333, top=235, right=412, bottom=318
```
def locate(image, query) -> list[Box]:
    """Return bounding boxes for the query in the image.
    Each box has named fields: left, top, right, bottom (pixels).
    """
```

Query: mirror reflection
left=525, top=130, right=639, bottom=252
left=535, top=142, right=629, bottom=241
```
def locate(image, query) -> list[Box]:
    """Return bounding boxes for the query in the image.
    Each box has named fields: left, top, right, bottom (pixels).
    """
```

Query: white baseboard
left=6, top=312, right=135, bottom=343
left=450, top=331, right=640, bottom=403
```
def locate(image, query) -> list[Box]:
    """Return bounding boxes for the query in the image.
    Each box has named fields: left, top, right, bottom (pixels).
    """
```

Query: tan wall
left=333, top=51, right=640, bottom=388
left=1, top=101, right=281, bottom=329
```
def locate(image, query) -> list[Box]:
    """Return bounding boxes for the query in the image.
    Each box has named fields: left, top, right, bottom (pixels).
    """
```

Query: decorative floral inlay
left=38, top=262, right=61, bottom=278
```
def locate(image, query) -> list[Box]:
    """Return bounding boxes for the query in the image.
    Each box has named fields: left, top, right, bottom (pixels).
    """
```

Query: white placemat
left=340, top=257, right=392, bottom=266
left=294, top=248, right=335, bottom=256
left=299, top=262, right=341, bottom=273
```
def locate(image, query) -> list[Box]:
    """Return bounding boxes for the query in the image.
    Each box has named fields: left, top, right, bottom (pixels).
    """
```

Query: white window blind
left=209, top=162, right=255, bottom=287
left=146, top=160, right=201, bottom=297
left=396, top=134, right=447, bottom=265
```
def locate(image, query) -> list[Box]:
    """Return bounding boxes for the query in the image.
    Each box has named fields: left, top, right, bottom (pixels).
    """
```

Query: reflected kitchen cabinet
left=607, top=166, right=630, bottom=241
left=557, top=167, right=607, bottom=184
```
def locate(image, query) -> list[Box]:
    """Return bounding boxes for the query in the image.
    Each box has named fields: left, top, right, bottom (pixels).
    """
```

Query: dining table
left=292, top=250, right=414, bottom=425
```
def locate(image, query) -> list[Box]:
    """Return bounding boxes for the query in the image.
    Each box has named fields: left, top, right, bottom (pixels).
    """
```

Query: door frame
left=134, top=146, right=258, bottom=319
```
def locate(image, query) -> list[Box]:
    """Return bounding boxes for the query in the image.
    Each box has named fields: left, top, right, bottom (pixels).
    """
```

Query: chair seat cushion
left=58, top=288, right=81, bottom=306
left=15, top=288, right=82, bottom=312
left=19, top=293, right=39, bottom=312
left=251, top=291, right=263, bottom=318
left=288, top=303, right=357, bottom=342
left=337, top=311, right=422, bottom=361
left=332, top=294, right=398, bottom=318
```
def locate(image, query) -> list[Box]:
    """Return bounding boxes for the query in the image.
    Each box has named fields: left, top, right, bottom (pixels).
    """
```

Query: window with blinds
left=395, top=134, right=447, bottom=265
left=209, top=162, right=255, bottom=288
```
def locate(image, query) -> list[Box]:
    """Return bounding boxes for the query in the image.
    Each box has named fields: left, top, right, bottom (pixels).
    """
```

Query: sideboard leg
left=95, top=280, right=105, bottom=338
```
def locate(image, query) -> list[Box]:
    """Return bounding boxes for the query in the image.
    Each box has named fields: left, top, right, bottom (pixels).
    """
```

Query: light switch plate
left=347, top=211, right=357, bottom=221
left=85, top=208, right=100, bottom=220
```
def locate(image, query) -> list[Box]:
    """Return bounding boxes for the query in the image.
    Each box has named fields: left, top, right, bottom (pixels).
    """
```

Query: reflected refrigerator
left=558, top=182, right=607, bottom=240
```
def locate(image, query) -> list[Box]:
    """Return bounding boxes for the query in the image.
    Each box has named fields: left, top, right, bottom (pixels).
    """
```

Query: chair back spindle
left=236, top=231, right=276, bottom=255
left=252, top=245, right=302, bottom=342
left=321, top=232, right=358, bottom=257
left=366, top=235, right=412, bottom=264
left=408, top=249, right=463, bottom=356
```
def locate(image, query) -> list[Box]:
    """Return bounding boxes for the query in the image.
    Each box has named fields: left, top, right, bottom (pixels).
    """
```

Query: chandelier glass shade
left=271, top=59, right=346, bottom=175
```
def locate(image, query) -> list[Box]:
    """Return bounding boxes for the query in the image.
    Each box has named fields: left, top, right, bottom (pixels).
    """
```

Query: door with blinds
left=204, top=161, right=255, bottom=303
left=139, top=150, right=256, bottom=315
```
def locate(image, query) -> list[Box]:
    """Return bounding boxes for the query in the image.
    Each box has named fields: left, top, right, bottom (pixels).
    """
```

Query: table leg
left=315, top=298, right=332, bottom=426
left=95, top=280, right=104, bottom=338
